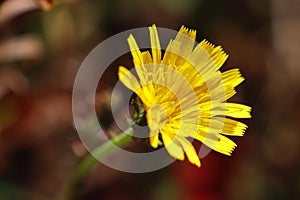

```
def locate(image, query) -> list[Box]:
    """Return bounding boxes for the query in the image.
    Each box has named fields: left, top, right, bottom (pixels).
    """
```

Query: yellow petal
left=199, top=39, right=228, bottom=70
left=173, top=26, right=196, bottom=66
left=162, top=26, right=196, bottom=67
left=118, top=66, right=140, bottom=92
left=161, top=39, right=180, bottom=66
left=178, top=25, right=197, bottom=39
left=141, top=51, right=153, bottom=64
left=127, top=34, right=148, bottom=86
left=222, top=68, right=245, bottom=88
left=195, top=132, right=237, bottom=156
left=216, top=117, right=248, bottom=136
left=223, top=103, right=251, bottom=118
left=128, top=34, right=143, bottom=66
left=199, top=83, right=237, bottom=103
left=177, top=136, right=201, bottom=167
left=149, top=130, right=159, bottom=148
left=161, top=131, right=185, bottom=161
left=196, top=117, right=248, bottom=136
left=201, top=102, right=251, bottom=118
left=149, top=24, right=161, bottom=63
left=225, top=87, right=237, bottom=100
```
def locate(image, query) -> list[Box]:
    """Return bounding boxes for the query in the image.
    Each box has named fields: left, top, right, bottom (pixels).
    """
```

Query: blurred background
left=0, top=0, right=299, bottom=199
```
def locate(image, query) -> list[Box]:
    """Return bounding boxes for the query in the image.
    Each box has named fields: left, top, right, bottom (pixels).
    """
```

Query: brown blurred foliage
left=0, top=0, right=299, bottom=199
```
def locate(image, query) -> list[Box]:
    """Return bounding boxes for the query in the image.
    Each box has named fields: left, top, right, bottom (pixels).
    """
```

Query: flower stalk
left=59, top=128, right=133, bottom=200
left=60, top=97, right=145, bottom=200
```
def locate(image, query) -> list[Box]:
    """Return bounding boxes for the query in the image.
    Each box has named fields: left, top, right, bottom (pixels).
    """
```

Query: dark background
left=0, top=0, right=299, bottom=199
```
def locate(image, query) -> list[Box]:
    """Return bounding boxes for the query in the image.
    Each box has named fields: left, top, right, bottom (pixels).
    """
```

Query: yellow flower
left=118, top=25, right=251, bottom=167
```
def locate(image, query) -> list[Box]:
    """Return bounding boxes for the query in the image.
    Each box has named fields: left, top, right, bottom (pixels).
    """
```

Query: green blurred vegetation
left=0, top=0, right=299, bottom=199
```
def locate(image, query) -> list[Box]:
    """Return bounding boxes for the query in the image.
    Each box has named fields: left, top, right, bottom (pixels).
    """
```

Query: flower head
left=118, top=25, right=251, bottom=167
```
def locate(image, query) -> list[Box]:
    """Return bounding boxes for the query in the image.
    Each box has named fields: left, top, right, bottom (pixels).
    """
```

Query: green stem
left=59, top=128, right=134, bottom=200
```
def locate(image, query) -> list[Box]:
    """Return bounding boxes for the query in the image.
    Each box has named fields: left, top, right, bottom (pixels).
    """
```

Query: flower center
left=147, top=102, right=175, bottom=134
